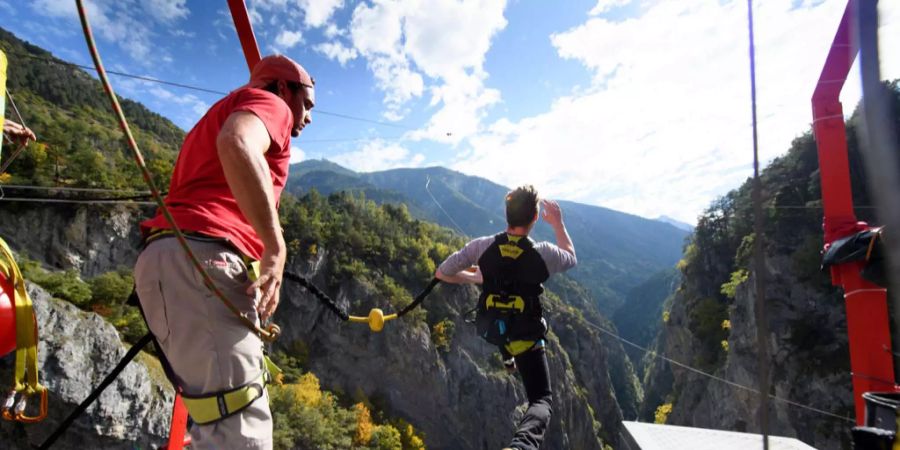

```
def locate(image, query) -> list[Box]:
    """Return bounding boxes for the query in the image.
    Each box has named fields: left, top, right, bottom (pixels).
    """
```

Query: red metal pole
left=812, top=0, right=895, bottom=425
left=227, top=0, right=262, bottom=72
left=165, top=394, right=190, bottom=450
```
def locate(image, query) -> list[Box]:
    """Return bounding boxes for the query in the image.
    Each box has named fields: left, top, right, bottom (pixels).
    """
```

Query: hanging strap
left=0, top=237, right=47, bottom=423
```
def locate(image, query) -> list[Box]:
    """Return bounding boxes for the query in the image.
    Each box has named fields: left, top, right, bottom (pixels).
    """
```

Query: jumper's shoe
left=503, top=357, right=517, bottom=374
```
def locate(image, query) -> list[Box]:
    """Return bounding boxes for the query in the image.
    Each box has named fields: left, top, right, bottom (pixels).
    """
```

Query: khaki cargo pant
left=134, top=237, right=272, bottom=450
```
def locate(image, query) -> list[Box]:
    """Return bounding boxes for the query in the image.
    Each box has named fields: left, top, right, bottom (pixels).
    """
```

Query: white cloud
left=451, top=0, right=900, bottom=224
left=348, top=0, right=508, bottom=133
left=331, top=140, right=424, bottom=172
left=274, top=30, right=304, bottom=49
left=589, top=0, right=631, bottom=16
left=30, top=0, right=71, bottom=17
left=30, top=0, right=173, bottom=64
left=143, top=0, right=189, bottom=23
left=314, top=41, right=358, bottom=66
left=290, top=145, right=306, bottom=164
left=297, top=0, right=343, bottom=28
left=146, top=86, right=209, bottom=125
left=323, top=24, right=344, bottom=39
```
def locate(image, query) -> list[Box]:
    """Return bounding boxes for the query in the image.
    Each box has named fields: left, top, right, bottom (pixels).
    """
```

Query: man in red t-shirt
left=134, top=55, right=314, bottom=450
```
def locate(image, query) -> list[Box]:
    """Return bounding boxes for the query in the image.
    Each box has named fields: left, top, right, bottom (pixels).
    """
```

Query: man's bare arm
left=435, top=267, right=483, bottom=285
left=217, top=111, right=285, bottom=322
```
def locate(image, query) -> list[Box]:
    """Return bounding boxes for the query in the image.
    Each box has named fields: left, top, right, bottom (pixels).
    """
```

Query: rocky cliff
left=275, top=249, right=625, bottom=449
left=1, top=201, right=636, bottom=449
left=0, top=203, right=148, bottom=278
left=640, top=254, right=853, bottom=449
left=0, top=282, right=172, bottom=449
left=636, top=90, right=900, bottom=448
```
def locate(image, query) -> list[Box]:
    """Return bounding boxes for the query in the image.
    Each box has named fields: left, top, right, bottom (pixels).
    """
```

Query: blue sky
left=1, top=0, right=898, bottom=224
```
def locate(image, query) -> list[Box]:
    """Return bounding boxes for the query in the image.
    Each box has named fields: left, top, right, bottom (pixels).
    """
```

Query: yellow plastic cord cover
left=348, top=308, right=398, bottom=332
left=0, top=237, right=47, bottom=421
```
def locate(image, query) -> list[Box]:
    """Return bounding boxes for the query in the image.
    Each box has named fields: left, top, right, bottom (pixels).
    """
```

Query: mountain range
left=287, top=159, right=690, bottom=313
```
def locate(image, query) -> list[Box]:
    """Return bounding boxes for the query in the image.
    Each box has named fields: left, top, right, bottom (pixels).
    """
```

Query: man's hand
left=435, top=266, right=482, bottom=284
left=541, top=199, right=575, bottom=256
left=3, top=120, right=35, bottom=145
left=540, top=199, right=564, bottom=228
left=249, top=239, right=286, bottom=322
left=217, top=111, right=285, bottom=322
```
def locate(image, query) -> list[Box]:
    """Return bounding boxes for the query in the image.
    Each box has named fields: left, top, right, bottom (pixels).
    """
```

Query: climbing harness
left=476, top=233, right=549, bottom=357
left=74, top=0, right=278, bottom=343
left=284, top=271, right=441, bottom=332
left=0, top=237, right=48, bottom=423
left=37, top=297, right=283, bottom=449
left=180, top=357, right=280, bottom=425
left=129, top=282, right=283, bottom=428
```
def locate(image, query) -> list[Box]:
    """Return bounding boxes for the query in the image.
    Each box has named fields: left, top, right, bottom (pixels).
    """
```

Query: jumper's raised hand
left=540, top=199, right=564, bottom=228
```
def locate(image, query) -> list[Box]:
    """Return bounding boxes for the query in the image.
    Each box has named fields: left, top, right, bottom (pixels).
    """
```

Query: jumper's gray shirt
left=438, top=234, right=577, bottom=276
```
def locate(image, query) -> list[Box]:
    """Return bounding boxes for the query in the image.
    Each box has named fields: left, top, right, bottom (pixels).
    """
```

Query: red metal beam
left=812, top=0, right=895, bottom=425
left=227, top=0, right=261, bottom=72
left=165, top=394, right=190, bottom=450
left=813, top=0, right=859, bottom=242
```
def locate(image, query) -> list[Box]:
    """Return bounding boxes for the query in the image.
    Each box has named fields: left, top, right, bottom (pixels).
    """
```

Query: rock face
left=641, top=254, right=854, bottom=450
left=0, top=283, right=173, bottom=450
left=276, top=254, right=627, bottom=450
left=1, top=203, right=636, bottom=449
left=0, top=204, right=148, bottom=277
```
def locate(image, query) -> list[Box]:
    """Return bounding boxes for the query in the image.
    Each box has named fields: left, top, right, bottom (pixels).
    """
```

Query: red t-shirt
left=141, top=87, right=293, bottom=260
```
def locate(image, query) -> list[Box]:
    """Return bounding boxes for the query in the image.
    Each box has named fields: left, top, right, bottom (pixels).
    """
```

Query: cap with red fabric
left=246, top=55, right=314, bottom=89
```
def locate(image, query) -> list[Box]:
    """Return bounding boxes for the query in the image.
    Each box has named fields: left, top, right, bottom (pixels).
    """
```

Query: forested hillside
left=612, top=268, right=680, bottom=377
left=640, top=81, right=900, bottom=450
left=0, top=27, right=180, bottom=189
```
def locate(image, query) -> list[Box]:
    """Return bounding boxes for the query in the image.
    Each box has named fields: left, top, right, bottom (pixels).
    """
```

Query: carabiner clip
left=0, top=388, right=48, bottom=423
left=16, top=388, right=48, bottom=423
left=1, top=389, right=15, bottom=421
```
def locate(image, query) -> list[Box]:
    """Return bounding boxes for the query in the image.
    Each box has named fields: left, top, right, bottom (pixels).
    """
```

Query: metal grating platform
left=622, top=421, right=818, bottom=450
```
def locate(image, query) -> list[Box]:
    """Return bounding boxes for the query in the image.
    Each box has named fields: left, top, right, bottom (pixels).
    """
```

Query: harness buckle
left=485, top=294, right=525, bottom=313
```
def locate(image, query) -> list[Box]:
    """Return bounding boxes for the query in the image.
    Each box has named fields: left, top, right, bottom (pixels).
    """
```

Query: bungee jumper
left=435, top=185, right=577, bottom=450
